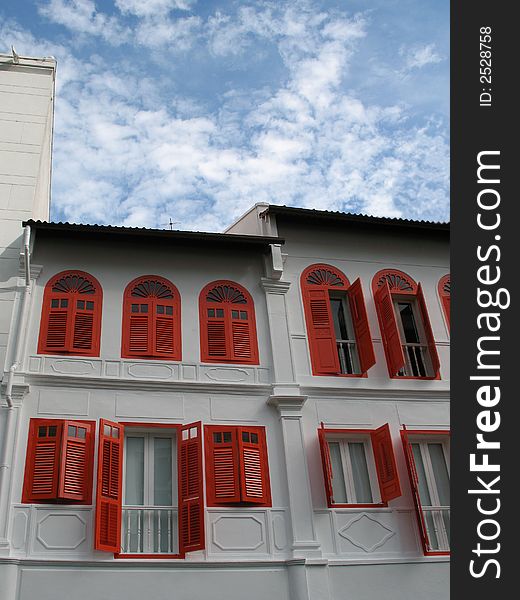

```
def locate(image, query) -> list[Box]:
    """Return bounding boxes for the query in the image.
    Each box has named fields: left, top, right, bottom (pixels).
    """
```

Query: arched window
left=38, top=270, right=102, bottom=356
left=438, top=274, right=450, bottom=331
left=372, top=269, right=440, bottom=378
left=301, top=264, right=375, bottom=376
left=122, top=276, right=181, bottom=360
left=199, top=280, right=259, bottom=364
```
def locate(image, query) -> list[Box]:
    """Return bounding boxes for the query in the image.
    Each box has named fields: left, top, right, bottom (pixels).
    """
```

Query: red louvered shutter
left=128, top=313, right=150, bottom=355
left=154, top=314, right=174, bottom=355
left=375, top=281, right=405, bottom=376
left=58, top=421, right=94, bottom=502
left=305, top=288, right=340, bottom=374
left=94, top=419, right=123, bottom=553
left=178, top=421, right=205, bottom=554
left=442, top=296, right=450, bottom=330
left=318, top=427, right=334, bottom=506
left=347, top=278, right=376, bottom=373
left=231, top=319, right=252, bottom=361
left=416, top=283, right=440, bottom=376
left=71, top=302, right=95, bottom=354
left=22, top=419, right=62, bottom=502
left=206, top=320, right=227, bottom=358
left=237, top=427, right=271, bottom=505
left=401, top=429, right=430, bottom=552
left=370, top=424, right=401, bottom=503
left=204, top=427, right=240, bottom=505
left=43, top=303, right=68, bottom=352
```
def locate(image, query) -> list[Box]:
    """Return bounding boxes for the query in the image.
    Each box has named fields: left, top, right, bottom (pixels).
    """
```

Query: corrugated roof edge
left=264, top=205, right=450, bottom=231
left=23, top=220, right=284, bottom=249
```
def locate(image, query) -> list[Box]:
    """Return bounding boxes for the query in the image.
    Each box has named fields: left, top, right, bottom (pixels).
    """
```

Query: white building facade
left=0, top=55, right=450, bottom=600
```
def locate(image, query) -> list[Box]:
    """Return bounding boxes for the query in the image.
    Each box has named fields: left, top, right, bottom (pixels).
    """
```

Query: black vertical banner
left=452, top=2, right=516, bottom=598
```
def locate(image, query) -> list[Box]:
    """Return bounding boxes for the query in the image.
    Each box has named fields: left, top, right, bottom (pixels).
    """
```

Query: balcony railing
left=423, top=506, right=450, bottom=552
left=121, top=506, right=178, bottom=554
left=336, top=340, right=358, bottom=374
left=398, top=343, right=429, bottom=377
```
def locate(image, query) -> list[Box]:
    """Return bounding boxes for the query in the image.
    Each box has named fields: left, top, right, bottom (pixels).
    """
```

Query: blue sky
left=1, top=0, right=449, bottom=231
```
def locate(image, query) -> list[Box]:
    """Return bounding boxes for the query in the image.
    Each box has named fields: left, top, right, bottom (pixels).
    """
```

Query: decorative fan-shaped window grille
left=306, top=268, right=346, bottom=287
left=376, top=272, right=415, bottom=293
left=442, top=277, right=450, bottom=295
left=52, top=274, right=97, bottom=294
left=206, top=285, right=247, bottom=304
left=130, top=280, right=174, bottom=299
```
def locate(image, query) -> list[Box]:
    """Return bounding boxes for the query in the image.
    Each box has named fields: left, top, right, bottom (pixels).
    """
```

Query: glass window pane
left=428, top=443, right=450, bottom=506
left=125, top=437, right=145, bottom=505
left=131, top=304, right=138, bottom=313
left=242, top=431, right=250, bottom=443
left=86, top=301, right=94, bottom=310
left=216, top=309, right=224, bottom=318
left=240, top=311, right=247, bottom=320
left=154, top=438, right=172, bottom=506
left=48, top=426, right=57, bottom=437
left=411, top=444, right=432, bottom=505
left=208, top=309, right=215, bottom=317
left=348, top=443, right=373, bottom=503
left=232, top=310, right=239, bottom=319
left=38, top=426, right=47, bottom=437
left=157, top=305, right=164, bottom=314
left=165, top=306, right=173, bottom=315
left=330, top=298, right=350, bottom=340
left=213, top=432, right=222, bottom=443
left=60, top=299, right=68, bottom=308
left=68, top=425, right=76, bottom=437
left=77, top=300, right=85, bottom=309
left=328, top=442, right=347, bottom=504
left=223, top=432, right=232, bottom=443
left=51, top=299, right=59, bottom=308
left=141, top=304, right=148, bottom=313
left=251, top=433, right=258, bottom=444
left=77, top=427, right=86, bottom=439
left=398, top=303, right=420, bottom=344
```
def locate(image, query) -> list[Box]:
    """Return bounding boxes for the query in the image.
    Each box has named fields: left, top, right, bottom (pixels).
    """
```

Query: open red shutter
left=318, top=427, right=334, bottom=505
left=58, top=421, right=93, bottom=502
left=401, top=428, right=430, bottom=552
left=347, top=278, right=376, bottom=373
left=178, top=421, right=205, bottom=554
left=417, top=283, right=440, bottom=376
left=375, top=281, right=405, bottom=376
left=305, top=288, right=340, bottom=374
left=237, top=427, right=271, bottom=505
left=22, top=419, right=62, bottom=502
left=204, top=427, right=240, bottom=505
left=371, top=423, right=401, bottom=503
left=94, top=419, right=123, bottom=553
left=71, top=304, right=94, bottom=354
left=442, top=296, right=450, bottom=330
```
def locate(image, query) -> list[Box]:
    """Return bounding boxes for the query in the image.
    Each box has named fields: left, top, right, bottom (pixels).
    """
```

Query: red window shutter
left=416, top=283, right=440, bottom=376
left=347, top=278, right=376, bottom=373
left=375, top=281, right=405, bottom=376
left=318, top=427, right=334, bottom=506
left=128, top=313, right=151, bottom=355
left=43, top=304, right=68, bottom=351
left=178, top=421, right=205, bottom=554
left=71, top=306, right=94, bottom=353
left=370, top=424, right=402, bottom=503
left=401, top=429, right=430, bottom=552
left=206, top=320, right=228, bottom=358
left=22, top=419, right=62, bottom=502
left=94, top=419, right=123, bottom=553
left=204, top=427, right=240, bottom=505
left=237, top=427, right=271, bottom=505
left=305, top=288, right=340, bottom=374
left=231, top=320, right=252, bottom=360
left=443, top=296, right=450, bottom=329
left=58, top=421, right=94, bottom=502
left=154, top=314, right=175, bottom=355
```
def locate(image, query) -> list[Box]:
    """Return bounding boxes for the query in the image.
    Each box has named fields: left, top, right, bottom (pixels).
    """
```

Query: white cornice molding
left=268, top=395, right=308, bottom=417
left=260, top=278, right=291, bottom=294
left=300, top=385, right=450, bottom=401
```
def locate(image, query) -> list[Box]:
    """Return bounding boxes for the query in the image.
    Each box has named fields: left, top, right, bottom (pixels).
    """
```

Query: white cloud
left=400, top=43, right=443, bottom=70
left=115, top=0, right=196, bottom=18
left=0, top=2, right=449, bottom=232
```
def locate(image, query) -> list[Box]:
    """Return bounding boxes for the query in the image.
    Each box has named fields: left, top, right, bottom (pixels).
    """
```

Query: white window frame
left=122, top=428, right=178, bottom=555
left=327, top=434, right=381, bottom=505
left=328, top=292, right=361, bottom=375
left=409, top=434, right=450, bottom=552
left=393, top=296, right=434, bottom=377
